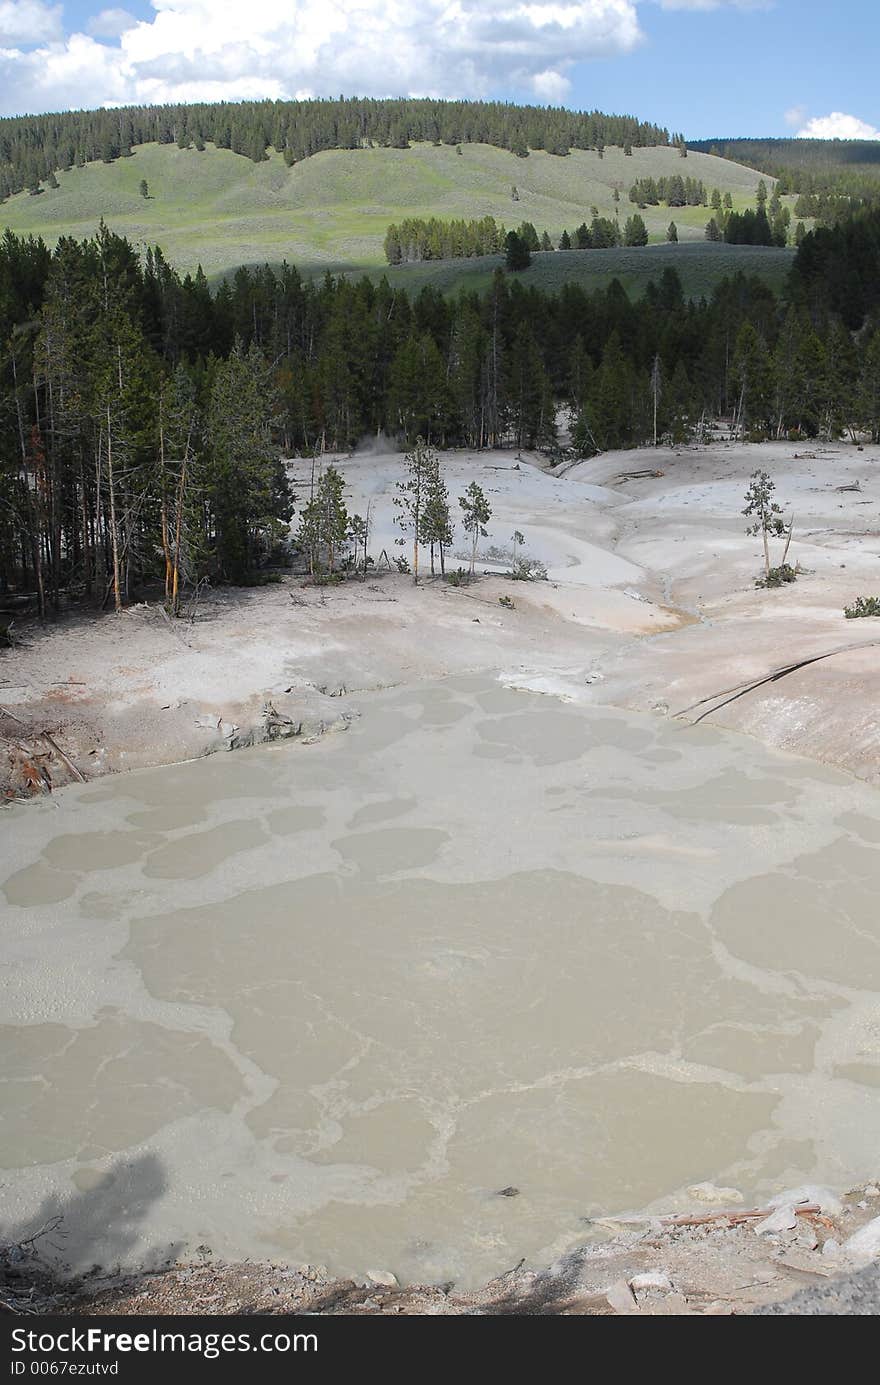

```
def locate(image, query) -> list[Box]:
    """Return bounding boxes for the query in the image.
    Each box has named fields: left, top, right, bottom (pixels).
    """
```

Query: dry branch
left=674, top=641, right=880, bottom=725
left=40, top=732, right=85, bottom=783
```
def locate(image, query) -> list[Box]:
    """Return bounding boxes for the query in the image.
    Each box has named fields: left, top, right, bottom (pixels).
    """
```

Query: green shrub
left=498, top=594, right=515, bottom=609
left=844, top=595, right=880, bottom=618
left=510, top=556, right=548, bottom=581
left=756, top=563, right=797, bottom=589
left=445, top=567, right=468, bottom=586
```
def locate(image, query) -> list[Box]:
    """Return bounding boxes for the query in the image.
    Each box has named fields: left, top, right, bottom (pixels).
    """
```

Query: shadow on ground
left=1, top=1152, right=178, bottom=1311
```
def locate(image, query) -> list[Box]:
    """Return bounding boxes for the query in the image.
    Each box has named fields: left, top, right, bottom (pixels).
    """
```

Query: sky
left=0, top=0, right=877, bottom=140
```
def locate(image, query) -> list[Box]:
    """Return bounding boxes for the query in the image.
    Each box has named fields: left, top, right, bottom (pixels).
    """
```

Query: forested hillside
left=1, top=209, right=878, bottom=615
left=790, top=205, right=880, bottom=327
left=0, top=140, right=776, bottom=286
left=0, top=98, right=672, bottom=201
left=690, top=137, right=880, bottom=214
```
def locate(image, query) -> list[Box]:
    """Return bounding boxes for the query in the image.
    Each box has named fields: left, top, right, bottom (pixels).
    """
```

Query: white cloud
left=0, top=0, right=783, bottom=119
left=784, top=104, right=806, bottom=129
left=654, top=0, right=771, bottom=10
left=0, top=0, right=61, bottom=45
left=531, top=68, right=572, bottom=103
left=797, top=111, right=880, bottom=140
left=0, top=0, right=647, bottom=115
left=87, top=8, right=139, bottom=40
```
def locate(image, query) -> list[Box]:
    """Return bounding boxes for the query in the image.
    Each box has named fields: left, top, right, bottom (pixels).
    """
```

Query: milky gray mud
left=2, top=678, right=880, bottom=1287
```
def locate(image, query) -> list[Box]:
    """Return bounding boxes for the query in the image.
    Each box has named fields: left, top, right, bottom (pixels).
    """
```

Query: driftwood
left=835, top=482, right=862, bottom=493
left=661, top=1204, right=821, bottom=1229
left=674, top=640, right=879, bottom=725
left=616, top=469, right=665, bottom=481
left=40, top=731, right=85, bottom=783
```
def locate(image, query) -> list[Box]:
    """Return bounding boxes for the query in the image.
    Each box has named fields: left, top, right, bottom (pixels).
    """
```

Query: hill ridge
left=0, top=96, right=672, bottom=202
left=1, top=139, right=787, bottom=297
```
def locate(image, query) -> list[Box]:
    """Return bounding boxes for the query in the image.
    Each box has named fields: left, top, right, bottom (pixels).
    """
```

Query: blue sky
left=1, top=1, right=878, bottom=140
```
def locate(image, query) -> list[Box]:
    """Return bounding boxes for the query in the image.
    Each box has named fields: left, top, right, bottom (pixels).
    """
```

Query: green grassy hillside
left=1, top=139, right=795, bottom=294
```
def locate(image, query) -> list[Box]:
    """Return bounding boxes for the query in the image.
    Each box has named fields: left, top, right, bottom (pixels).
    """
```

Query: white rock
left=605, top=1279, right=638, bottom=1314
left=366, top=1269, right=399, bottom=1288
left=767, top=1185, right=842, bottom=1216
left=821, top=1238, right=842, bottom=1259
left=754, top=1204, right=798, bottom=1235
left=842, top=1216, right=880, bottom=1266
left=795, top=1225, right=819, bottom=1251
left=629, top=1272, right=673, bottom=1293
left=687, top=1182, right=744, bottom=1205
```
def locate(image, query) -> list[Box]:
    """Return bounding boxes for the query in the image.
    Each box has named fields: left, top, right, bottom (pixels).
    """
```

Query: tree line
left=629, top=176, right=707, bottom=207
left=704, top=183, right=793, bottom=247
left=0, top=98, right=672, bottom=201
left=2, top=209, right=879, bottom=610
left=384, top=217, right=507, bottom=263
left=386, top=213, right=659, bottom=264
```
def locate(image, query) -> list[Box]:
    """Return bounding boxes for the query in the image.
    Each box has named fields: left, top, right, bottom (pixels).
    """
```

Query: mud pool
left=2, top=677, right=880, bottom=1287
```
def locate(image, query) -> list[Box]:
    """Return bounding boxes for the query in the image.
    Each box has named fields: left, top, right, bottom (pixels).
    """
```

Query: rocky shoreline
left=4, top=1183, right=880, bottom=1317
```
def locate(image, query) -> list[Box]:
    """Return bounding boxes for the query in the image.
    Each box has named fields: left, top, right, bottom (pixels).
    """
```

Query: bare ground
left=2, top=438, right=879, bottom=1315
left=4, top=1183, right=880, bottom=1317
left=2, top=439, right=878, bottom=798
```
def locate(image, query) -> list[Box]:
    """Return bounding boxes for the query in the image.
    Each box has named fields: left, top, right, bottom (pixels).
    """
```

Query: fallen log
left=674, top=640, right=879, bottom=725
left=615, top=469, right=665, bottom=481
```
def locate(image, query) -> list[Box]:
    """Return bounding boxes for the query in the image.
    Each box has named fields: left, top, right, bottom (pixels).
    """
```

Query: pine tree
left=395, top=437, right=436, bottom=583
left=387, top=332, right=448, bottom=442
left=666, top=221, right=678, bottom=243
left=504, top=230, right=531, bottom=272
left=420, top=452, right=453, bottom=575
left=743, top=470, right=792, bottom=580
left=623, top=214, right=648, bottom=247
left=459, top=481, right=492, bottom=576
left=206, top=341, right=291, bottom=581
left=732, top=323, right=773, bottom=437
left=857, top=330, right=880, bottom=441
left=650, top=355, right=662, bottom=445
